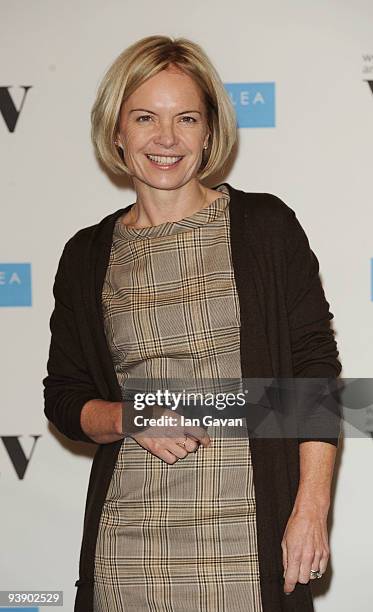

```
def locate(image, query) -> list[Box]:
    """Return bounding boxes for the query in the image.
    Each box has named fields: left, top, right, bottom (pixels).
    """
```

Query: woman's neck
left=122, top=179, right=220, bottom=229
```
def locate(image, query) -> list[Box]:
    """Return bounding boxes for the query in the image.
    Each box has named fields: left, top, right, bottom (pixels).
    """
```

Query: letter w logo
left=0, top=86, right=32, bottom=132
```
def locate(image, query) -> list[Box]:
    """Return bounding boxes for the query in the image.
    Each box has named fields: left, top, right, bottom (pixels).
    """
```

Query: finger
left=283, top=554, right=301, bottom=594
left=184, top=437, right=199, bottom=453
left=158, top=449, right=179, bottom=464
left=185, top=427, right=211, bottom=447
left=136, top=437, right=180, bottom=464
left=308, top=548, right=323, bottom=580
left=298, top=549, right=315, bottom=584
left=281, top=539, right=288, bottom=578
left=318, top=542, right=330, bottom=575
left=169, top=441, right=189, bottom=460
left=148, top=443, right=179, bottom=465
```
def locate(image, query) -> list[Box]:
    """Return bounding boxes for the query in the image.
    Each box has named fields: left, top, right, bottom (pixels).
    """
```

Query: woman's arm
left=43, top=242, right=104, bottom=443
left=282, top=441, right=335, bottom=594
left=284, top=208, right=342, bottom=445
left=281, top=207, right=342, bottom=593
left=43, top=242, right=210, bottom=456
left=80, top=399, right=124, bottom=444
left=296, top=440, right=336, bottom=509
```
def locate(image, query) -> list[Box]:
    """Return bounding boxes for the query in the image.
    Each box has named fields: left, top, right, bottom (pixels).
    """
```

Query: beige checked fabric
left=94, top=185, right=263, bottom=611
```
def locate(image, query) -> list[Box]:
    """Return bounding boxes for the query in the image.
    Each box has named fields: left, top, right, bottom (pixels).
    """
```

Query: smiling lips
left=146, top=153, right=184, bottom=168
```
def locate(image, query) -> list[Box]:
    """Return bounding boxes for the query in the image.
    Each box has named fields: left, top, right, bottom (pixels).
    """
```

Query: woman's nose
left=153, top=120, right=178, bottom=148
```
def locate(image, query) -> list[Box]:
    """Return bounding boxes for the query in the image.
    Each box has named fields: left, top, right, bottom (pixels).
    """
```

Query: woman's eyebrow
left=129, top=108, right=202, bottom=115
left=176, top=110, right=202, bottom=115
left=129, top=108, right=156, bottom=114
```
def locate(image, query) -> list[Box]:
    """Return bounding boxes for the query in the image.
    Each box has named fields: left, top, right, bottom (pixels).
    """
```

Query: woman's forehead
left=125, top=69, right=205, bottom=109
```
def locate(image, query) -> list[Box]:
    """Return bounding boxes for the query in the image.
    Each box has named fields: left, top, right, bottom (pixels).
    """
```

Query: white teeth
left=147, top=154, right=182, bottom=165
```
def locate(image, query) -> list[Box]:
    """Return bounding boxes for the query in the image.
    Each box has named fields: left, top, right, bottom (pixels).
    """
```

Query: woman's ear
left=115, top=137, right=124, bottom=151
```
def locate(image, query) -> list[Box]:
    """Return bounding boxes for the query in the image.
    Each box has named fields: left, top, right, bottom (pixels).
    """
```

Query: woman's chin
left=133, top=172, right=193, bottom=191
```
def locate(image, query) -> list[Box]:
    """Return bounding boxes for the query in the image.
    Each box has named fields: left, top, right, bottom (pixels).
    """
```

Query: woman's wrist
left=292, top=488, right=331, bottom=516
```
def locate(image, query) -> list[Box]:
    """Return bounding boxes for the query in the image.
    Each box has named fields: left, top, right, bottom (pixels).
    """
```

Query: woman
left=43, top=35, right=342, bottom=612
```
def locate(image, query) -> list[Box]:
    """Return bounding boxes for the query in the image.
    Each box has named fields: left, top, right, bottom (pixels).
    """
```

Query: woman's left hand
left=281, top=504, right=330, bottom=595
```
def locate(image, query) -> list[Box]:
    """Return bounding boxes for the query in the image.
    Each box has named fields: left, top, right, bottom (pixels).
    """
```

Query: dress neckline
left=114, top=184, right=230, bottom=241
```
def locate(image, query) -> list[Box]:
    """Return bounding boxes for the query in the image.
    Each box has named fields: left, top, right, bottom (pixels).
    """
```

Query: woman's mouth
left=146, top=154, right=184, bottom=169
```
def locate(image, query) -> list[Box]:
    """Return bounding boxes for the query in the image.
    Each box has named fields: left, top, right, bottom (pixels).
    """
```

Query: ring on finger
left=177, top=435, right=188, bottom=449
left=310, top=569, right=323, bottom=579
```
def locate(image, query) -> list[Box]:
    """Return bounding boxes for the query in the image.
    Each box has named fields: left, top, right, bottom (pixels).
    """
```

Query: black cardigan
left=43, top=183, right=342, bottom=612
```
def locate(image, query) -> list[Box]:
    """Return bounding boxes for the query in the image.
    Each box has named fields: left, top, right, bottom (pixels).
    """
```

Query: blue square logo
left=224, top=82, right=275, bottom=128
left=0, top=263, right=32, bottom=307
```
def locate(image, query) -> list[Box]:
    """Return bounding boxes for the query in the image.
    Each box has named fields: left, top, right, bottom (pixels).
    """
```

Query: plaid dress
left=94, top=185, right=263, bottom=611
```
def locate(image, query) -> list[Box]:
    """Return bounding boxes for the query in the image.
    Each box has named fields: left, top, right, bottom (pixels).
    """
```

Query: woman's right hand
left=129, top=405, right=211, bottom=464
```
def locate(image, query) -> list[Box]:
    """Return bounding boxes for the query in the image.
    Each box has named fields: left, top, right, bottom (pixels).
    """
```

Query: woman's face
left=116, top=66, right=210, bottom=191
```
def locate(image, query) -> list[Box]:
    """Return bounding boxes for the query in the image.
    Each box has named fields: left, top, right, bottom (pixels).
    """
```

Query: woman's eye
left=181, top=116, right=197, bottom=123
left=135, top=115, right=196, bottom=124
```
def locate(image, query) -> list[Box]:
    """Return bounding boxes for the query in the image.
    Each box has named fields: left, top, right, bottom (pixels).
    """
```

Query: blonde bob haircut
left=91, top=35, right=237, bottom=180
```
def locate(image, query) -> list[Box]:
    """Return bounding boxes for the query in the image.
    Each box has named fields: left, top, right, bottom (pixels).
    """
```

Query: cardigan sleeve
left=42, top=242, right=100, bottom=444
left=284, top=209, right=342, bottom=447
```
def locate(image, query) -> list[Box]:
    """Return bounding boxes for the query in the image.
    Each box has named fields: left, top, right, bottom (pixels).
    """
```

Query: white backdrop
left=1, top=0, right=372, bottom=610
